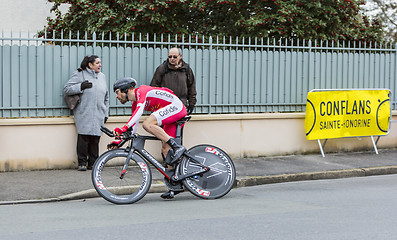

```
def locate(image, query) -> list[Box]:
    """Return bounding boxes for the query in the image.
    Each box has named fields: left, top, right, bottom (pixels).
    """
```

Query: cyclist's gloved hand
left=81, top=80, right=92, bottom=90
left=114, top=125, right=129, bottom=135
left=104, top=117, right=108, bottom=123
left=187, top=105, right=195, bottom=115
left=107, top=140, right=121, bottom=150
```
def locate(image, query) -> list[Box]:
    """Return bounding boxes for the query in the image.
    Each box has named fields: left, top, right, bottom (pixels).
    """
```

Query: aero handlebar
left=100, top=126, right=115, bottom=137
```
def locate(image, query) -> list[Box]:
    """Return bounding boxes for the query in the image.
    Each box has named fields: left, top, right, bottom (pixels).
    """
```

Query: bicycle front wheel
left=179, top=144, right=236, bottom=199
left=92, top=149, right=152, bottom=204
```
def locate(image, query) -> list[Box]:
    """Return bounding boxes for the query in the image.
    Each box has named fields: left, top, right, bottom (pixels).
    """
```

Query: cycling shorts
left=152, top=99, right=187, bottom=138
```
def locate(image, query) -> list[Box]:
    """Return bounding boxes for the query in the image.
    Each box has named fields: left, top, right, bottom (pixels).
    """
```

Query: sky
left=360, top=0, right=396, bottom=41
left=0, top=0, right=69, bottom=33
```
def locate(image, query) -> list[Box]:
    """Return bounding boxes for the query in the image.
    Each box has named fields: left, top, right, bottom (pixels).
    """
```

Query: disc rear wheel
left=179, top=145, right=236, bottom=199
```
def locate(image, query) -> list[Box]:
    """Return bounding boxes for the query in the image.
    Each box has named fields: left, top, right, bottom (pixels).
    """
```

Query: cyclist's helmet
left=113, top=77, right=137, bottom=93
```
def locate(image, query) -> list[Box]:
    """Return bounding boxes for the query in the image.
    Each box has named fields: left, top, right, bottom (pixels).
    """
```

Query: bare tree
left=362, top=0, right=397, bottom=41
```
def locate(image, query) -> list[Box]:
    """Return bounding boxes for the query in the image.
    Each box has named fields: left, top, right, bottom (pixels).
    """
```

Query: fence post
left=93, top=32, right=96, bottom=48
left=209, top=36, right=213, bottom=114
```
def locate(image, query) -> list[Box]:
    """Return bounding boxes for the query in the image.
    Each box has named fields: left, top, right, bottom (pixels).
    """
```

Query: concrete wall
left=1, top=113, right=397, bottom=172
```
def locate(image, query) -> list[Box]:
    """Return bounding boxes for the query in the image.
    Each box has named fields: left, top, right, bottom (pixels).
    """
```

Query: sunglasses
left=168, top=55, right=179, bottom=59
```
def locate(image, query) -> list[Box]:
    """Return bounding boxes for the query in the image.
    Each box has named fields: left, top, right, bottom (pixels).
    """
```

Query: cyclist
left=112, top=77, right=187, bottom=199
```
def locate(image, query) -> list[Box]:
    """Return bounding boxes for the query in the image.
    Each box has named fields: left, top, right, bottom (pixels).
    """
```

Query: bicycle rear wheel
left=92, top=149, right=152, bottom=204
left=179, top=144, right=236, bottom=199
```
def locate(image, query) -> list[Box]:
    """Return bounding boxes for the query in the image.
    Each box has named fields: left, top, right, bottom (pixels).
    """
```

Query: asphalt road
left=1, top=174, right=396, bottom=240
left=2, top=148, right=397, bottom=204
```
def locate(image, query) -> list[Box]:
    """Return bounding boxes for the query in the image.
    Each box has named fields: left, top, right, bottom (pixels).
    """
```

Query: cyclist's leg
left=142, top=115, right=170, bottom=142
left=142, top=102, right=187, bottom=199
left=163, top=122, right=177, bottom=138
left=159, top=113, right=187, bottom=199
left=142, top=117, right=184, bottom=199
left=160, top=104, right=187, bottom=159
left=162, top=122, right=176, bottom=162
left=142, top=114, right=184, bottom=166
left=144, top=101, right=187, bottom=161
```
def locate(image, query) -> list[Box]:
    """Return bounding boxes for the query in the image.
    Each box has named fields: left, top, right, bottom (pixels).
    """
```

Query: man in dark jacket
left=150, top=47, right=197, bottom=115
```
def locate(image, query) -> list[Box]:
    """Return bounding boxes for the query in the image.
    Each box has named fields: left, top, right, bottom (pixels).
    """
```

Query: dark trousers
left=77, top=134, right=100, bottom=167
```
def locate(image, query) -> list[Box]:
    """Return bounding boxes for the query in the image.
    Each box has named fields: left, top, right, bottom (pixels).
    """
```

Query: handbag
left=64, top=71, right=85, bottom=110
left=64, top=94, right=81, bottom=110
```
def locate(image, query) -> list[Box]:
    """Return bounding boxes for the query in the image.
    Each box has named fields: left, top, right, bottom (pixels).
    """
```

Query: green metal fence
left=1, top=31, right=396, bottom=117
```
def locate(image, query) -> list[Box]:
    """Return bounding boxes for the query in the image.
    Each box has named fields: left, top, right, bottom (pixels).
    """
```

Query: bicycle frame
left=101, top=116, right=209, bottom=183
left=129, top=135, right=170, bottom=179
left=125, top=135, right=210, bottom=182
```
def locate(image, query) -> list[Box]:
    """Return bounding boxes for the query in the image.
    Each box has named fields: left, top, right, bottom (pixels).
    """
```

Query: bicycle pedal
left=160, top=190, right=183, bottom=199
left=171, top=175, right=179, bottom=181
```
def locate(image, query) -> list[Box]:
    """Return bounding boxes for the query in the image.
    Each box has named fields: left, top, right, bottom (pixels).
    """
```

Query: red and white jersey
left=125, top=85, right=184, bottom=132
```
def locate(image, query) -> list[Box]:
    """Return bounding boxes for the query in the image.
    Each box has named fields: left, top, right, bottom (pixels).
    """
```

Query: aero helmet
left=113, top=77, right=137, bottom=92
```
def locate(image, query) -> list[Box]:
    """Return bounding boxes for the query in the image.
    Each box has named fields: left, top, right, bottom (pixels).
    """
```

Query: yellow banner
left=305, top=89, right=391, bottom=140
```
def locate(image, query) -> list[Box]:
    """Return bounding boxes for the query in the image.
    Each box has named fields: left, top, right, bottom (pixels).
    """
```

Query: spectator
left=64, top=55, right=109, bottom=171
left=150, top=47, right=197, bottom=115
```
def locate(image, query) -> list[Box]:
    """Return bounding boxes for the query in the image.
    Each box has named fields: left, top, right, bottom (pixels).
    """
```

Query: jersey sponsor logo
left=155, top=90, right=174, bottom=99
left=158, top=105, right=179, bottom=117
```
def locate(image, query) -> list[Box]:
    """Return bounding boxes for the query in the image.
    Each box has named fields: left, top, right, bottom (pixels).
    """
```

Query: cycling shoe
left=167, top=138, right=186, bottom=163
left=161, top=189, right=183, bottom=199
left=162, top=177, right=183, bottom=199
left=164, top=149, right=174, bottom=166
left=172, top=145, right=186, bottom=163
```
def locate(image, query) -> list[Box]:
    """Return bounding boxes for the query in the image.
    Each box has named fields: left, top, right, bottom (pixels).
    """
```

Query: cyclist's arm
left=122, top=87, right=149, bottom=134
left=125, top=102, right=144, bottom=134
left=114, top=102, right=143, bottom=135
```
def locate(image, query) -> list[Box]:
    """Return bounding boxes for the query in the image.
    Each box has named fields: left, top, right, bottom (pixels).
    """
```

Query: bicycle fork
left=120, top=148, right=134, bottom=179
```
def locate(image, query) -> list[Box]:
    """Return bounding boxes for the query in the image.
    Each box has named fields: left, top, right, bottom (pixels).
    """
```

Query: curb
left=1, top=166, right=397, bottom=205
left=57, top=184, right=169, bottom=201
left=0, top=184, right=169, bottom=206
left=236, top=166, right=397, bottom=188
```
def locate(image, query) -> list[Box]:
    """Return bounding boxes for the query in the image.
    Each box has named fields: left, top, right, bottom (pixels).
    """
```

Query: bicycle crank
left=172, top=167, right=210, bottom=181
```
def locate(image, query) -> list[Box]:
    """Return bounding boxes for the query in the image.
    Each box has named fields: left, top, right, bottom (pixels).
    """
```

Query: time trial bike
left=92, top=116, right=236, bottom=204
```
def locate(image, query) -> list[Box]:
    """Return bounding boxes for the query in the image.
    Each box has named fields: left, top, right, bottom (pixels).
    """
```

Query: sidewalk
left=1, top=148, right=397, bottom=205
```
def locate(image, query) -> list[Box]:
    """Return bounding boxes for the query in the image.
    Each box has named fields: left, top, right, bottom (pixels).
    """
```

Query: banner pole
left=370, top=136, right=379, bottom=154
left=317, top=139, right=325, bottom=157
